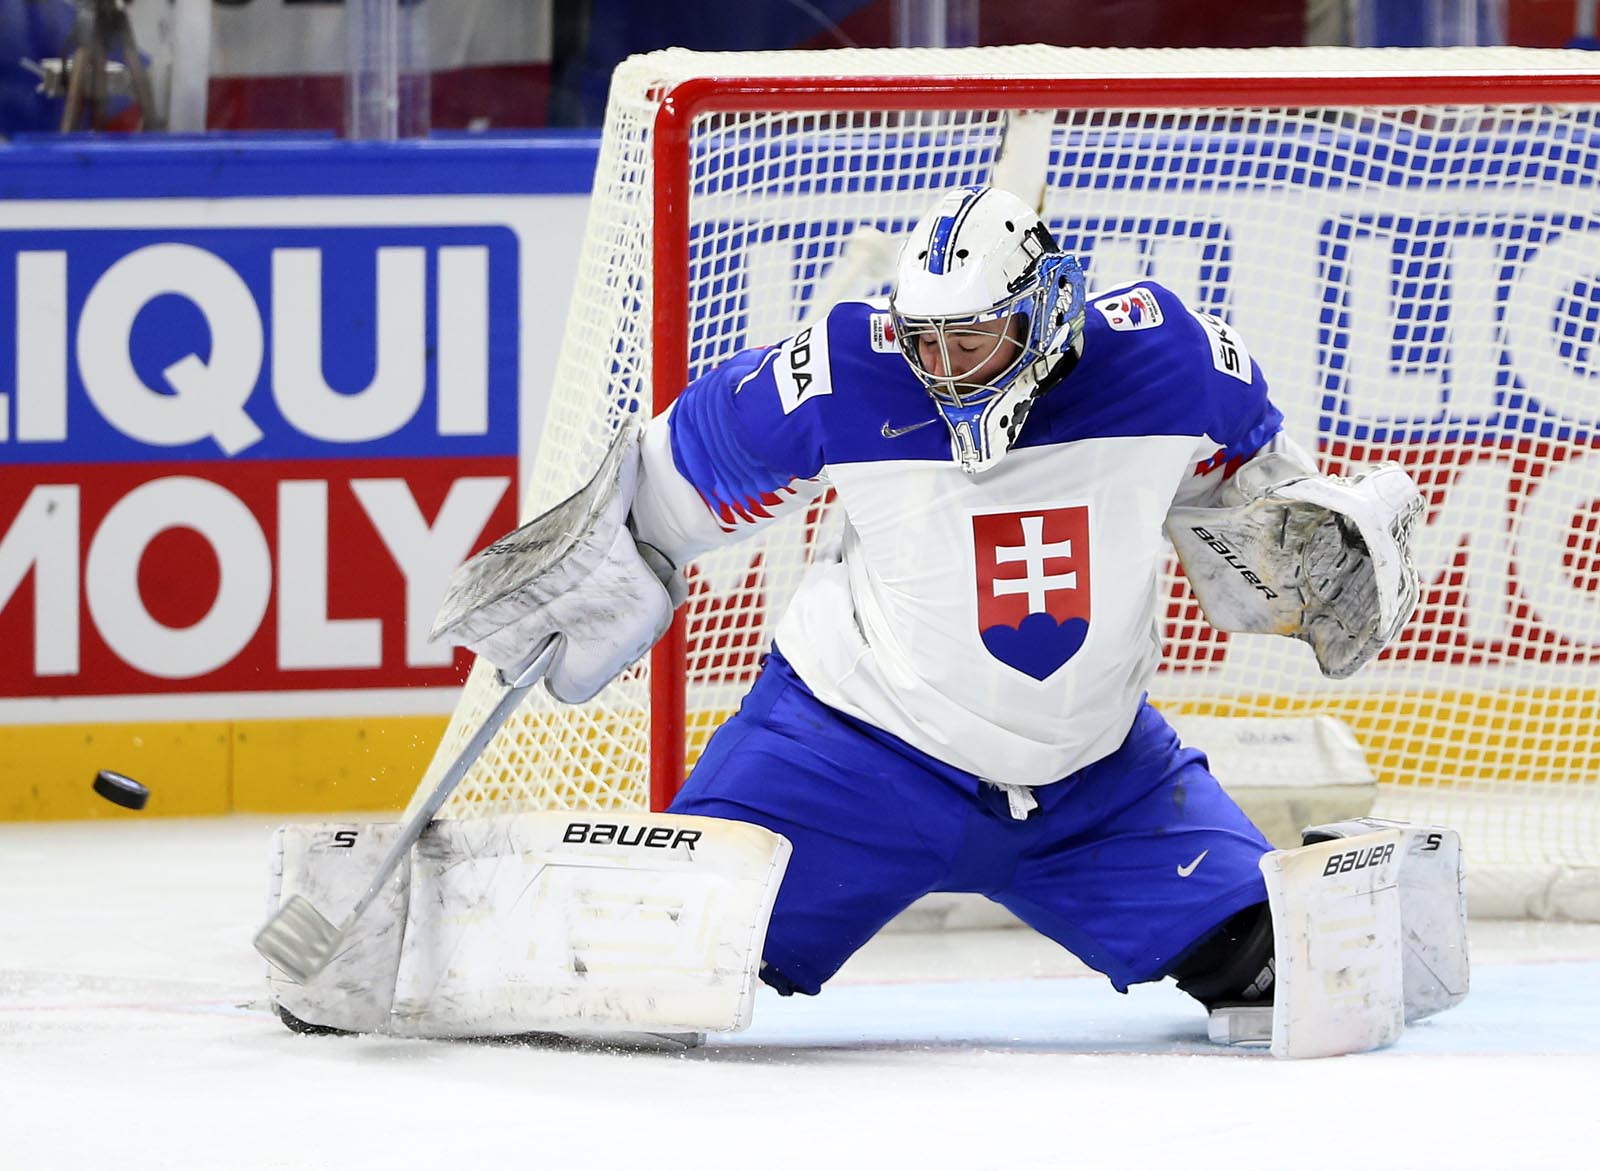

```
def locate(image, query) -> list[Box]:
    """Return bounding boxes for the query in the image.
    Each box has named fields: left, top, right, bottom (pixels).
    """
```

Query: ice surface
left=3, top=817, right=1597, bottom=1171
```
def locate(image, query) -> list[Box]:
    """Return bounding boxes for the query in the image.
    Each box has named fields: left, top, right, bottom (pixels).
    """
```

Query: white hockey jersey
left=630, top=281, right=1286, bottom=787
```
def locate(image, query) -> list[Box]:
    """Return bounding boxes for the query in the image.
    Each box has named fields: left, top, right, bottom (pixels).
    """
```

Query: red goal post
left=415, top=46, right=1600, bottom=921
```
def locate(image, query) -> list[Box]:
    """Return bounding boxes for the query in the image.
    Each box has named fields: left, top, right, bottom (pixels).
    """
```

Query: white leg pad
left=391, top=812, right=789, bottom=1038
left=267, top=822, right=410, bottom=1035
left=266, top=812, right=791, bottom=1039
left=1304, top=817, right=1469, bottom=1022
left=1258, top=829, right=1407, bottom=1059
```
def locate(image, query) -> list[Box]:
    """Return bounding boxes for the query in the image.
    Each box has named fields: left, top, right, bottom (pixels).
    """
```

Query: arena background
left=1, top=0, right=1595, bottom=818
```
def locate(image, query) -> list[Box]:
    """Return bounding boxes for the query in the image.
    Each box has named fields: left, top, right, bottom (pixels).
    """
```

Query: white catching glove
left=430, top=419, right=681, bottom=704
left=1167, top=460, right=1424, bottom=679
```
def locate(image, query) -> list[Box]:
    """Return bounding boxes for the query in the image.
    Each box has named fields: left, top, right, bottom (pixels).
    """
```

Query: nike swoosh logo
left=1176, top=850, right=1210, bottom=878
left=880, top=417, right=938, bottom=439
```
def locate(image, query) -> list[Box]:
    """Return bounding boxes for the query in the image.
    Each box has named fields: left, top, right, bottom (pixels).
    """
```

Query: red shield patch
left=972, top=506, right=1092, bottom=680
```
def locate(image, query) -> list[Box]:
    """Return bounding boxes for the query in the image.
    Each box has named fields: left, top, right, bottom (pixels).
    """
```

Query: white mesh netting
left=410, top=46, right=1600, bottom=919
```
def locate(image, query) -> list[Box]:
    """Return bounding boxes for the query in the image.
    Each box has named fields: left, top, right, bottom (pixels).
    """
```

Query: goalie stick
left=253, top=634, right=563, bottom=984
left=259, top=407, right=662, bottom=983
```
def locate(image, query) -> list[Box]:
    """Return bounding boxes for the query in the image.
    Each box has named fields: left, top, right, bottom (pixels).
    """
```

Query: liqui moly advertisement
left=0, top=188, right=581, bottom=720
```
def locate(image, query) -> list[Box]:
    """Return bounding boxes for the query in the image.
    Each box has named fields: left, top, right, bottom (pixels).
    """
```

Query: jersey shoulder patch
left=1189, top=308, right=1253, bottom=384
left=1091, top=284, right=1165, bottom=332
left=771, top=320, right=835, bottom=414
left=867, top=310, right=900, bottom=353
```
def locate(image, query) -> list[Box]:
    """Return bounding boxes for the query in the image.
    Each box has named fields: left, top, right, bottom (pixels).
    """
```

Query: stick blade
left=254, top=894, right=340, bottom=984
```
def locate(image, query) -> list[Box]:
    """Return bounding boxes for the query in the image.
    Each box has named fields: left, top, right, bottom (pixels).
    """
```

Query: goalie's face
left=904, top=312, right=1028, bottom=402
left=890, top=184, right=1087, bottom=474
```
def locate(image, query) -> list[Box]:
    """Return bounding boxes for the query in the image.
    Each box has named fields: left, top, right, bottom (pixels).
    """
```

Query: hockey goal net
left=410, top=46, right=1600, bottom=921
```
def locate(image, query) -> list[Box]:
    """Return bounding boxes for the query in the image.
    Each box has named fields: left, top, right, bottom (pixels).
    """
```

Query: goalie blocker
left=265, top=811, right=791, bottom=1041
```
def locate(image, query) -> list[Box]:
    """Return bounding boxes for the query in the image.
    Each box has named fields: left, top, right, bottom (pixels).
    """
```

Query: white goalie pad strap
left=1167, top=463, right=1424, bottom=679
left=429, top=419, right=675, bottom=704
left=1303, top=817, right=1470, bottom=1022
left=267, top=823, right=409, bottom=1035
left=1257, top=829, right=1407, bottom=1059
left=267, top=812, right=791, bottom=1039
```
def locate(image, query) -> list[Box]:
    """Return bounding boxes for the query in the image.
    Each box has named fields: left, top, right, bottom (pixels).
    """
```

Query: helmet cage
left=890, top=254, right=1088, bottom=474
left=892, top=284, right=1039, bottom=407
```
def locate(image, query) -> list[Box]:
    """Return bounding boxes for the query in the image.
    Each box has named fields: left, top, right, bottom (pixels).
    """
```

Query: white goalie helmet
left=890, top=185, right=1087, bottom=475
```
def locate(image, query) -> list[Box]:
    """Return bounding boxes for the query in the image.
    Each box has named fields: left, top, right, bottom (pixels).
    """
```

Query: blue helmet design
left=890, top=187, right=1087, bottom=475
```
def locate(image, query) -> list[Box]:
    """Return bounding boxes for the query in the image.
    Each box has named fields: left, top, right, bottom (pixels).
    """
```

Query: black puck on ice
left=92, top=770, right=149, bottom=810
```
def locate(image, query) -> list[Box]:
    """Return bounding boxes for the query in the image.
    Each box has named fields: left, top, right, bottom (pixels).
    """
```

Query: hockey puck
left=92, top=770, right=149, bottom=811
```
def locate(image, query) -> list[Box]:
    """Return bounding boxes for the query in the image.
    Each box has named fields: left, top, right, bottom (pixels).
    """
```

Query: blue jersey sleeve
left=665, top=316, right=835, bottom=529
left=1111, top=283, right=1292, bottom=499
left=1027, top=280, right=1278, bottom=458
left=1178, top=298, right=1284, bottom=472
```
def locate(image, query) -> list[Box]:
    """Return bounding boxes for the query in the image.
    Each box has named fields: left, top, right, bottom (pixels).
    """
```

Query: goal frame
left=646, top=68, right=1600, bottom=810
